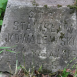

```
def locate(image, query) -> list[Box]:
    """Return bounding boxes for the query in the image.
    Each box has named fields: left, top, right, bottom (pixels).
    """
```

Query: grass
left=9, top=56, right=77, bottom=77
left=0, top=46, right=77, bottom=77
left=0, top=0, right=8, bottom=31
left=11, top=56, right=77, bottom=77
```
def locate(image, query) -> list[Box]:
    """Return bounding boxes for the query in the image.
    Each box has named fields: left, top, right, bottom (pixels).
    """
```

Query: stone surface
left=8, top=0, right=75, bottom=6
left=0, top=73, right=12, bottom=77
left=0, top=0, right=76, bottom=72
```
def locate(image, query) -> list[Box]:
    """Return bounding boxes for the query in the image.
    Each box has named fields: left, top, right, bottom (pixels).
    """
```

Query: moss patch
left=57, top=4, right=62, bottom=8
left=59, top=33, right=64, bottom=40
left=31, top=0, right=39, bottom=6
left=44, top=5, right=48, bottom=8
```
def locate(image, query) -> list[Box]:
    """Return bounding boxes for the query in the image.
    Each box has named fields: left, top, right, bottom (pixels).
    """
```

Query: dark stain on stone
left=59, top=33, right=64, bottom=40
left=51, top=36, right=55, bottom=42
left=57, top=26, right=61, bottom=33
left=64, top=20, right=68, bottom=24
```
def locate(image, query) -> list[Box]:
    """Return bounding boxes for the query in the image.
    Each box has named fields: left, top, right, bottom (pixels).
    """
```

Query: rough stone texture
left=0, top=0, right=76, bottom=72
left=8, top=0, right=75, bottom=6
left=0, top=74, right=11, bottom=77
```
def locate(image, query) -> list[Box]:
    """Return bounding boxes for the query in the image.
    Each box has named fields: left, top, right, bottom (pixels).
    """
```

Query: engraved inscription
left=5, top=9, right=75, bottom=46
left=5, top=33, right=35, bottom=43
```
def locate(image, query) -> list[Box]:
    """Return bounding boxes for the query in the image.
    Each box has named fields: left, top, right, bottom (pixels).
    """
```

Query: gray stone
left=0, top=73, right=12, bottom=77
left=0, top=0, right=76, bottom=72
left=0, top=74, right=9, bottom=77
left=8, top=0, right=75, bottom=6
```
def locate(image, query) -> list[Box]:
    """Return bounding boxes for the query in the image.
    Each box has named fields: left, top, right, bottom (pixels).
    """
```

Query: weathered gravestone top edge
left=4, top=0, right=76, bottom=12
left=8, top=0, right=75, bottom=7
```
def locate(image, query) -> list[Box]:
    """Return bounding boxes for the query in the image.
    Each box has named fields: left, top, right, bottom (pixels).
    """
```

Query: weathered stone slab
left=0, top=0, right=76, bottom=72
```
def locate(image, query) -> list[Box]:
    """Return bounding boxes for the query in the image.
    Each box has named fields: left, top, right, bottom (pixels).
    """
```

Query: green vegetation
left=70, top=9, right=75, bottom=14
left=0, top=46, right=16, bottom=53
left=59, top=33, right=64, bottom=40
left=0, top=47, right=77, bottom=77
left=57, top=4, right=62, bottom=8
left=12, top=59, right=77, bottom=77
left=67, top=0, right=77, bottom=9
left=0, top=0, right=8, bottom=30
left=44, top=5, right=48, bottom=8
left=67, top=5, right=77, bottom=9
left=31, top=0, right=39, bottom=6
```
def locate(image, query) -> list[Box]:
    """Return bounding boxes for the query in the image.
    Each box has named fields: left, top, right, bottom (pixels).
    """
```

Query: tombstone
left=0, top=0, right=76, bottom=72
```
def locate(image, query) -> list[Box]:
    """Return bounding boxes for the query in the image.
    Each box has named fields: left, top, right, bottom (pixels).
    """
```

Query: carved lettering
left=42, top=36, right=48, bottom=44
left=13, top=21, right=33, bottom=31
left=13, top=21, right=19, bottom=30
left=21, top=22, right=26, bottom=30
left=51, top=24, right=55, bottom=32
left=5, top=10, right=74, bottom=46
left=60, top=35, right=75, bottom=45
left=15, top=34, right=19, bottom=43
left=29, top=11, right=35, bottom=18
left=8, top=33, right=14, bottom=42
left=38, top=22, right=56, bottom=33
left=26, top=24, right=31, bottom=30
left=5, top=33, right=35, bottom=44
left=38, top=12, right=43, bottom=18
